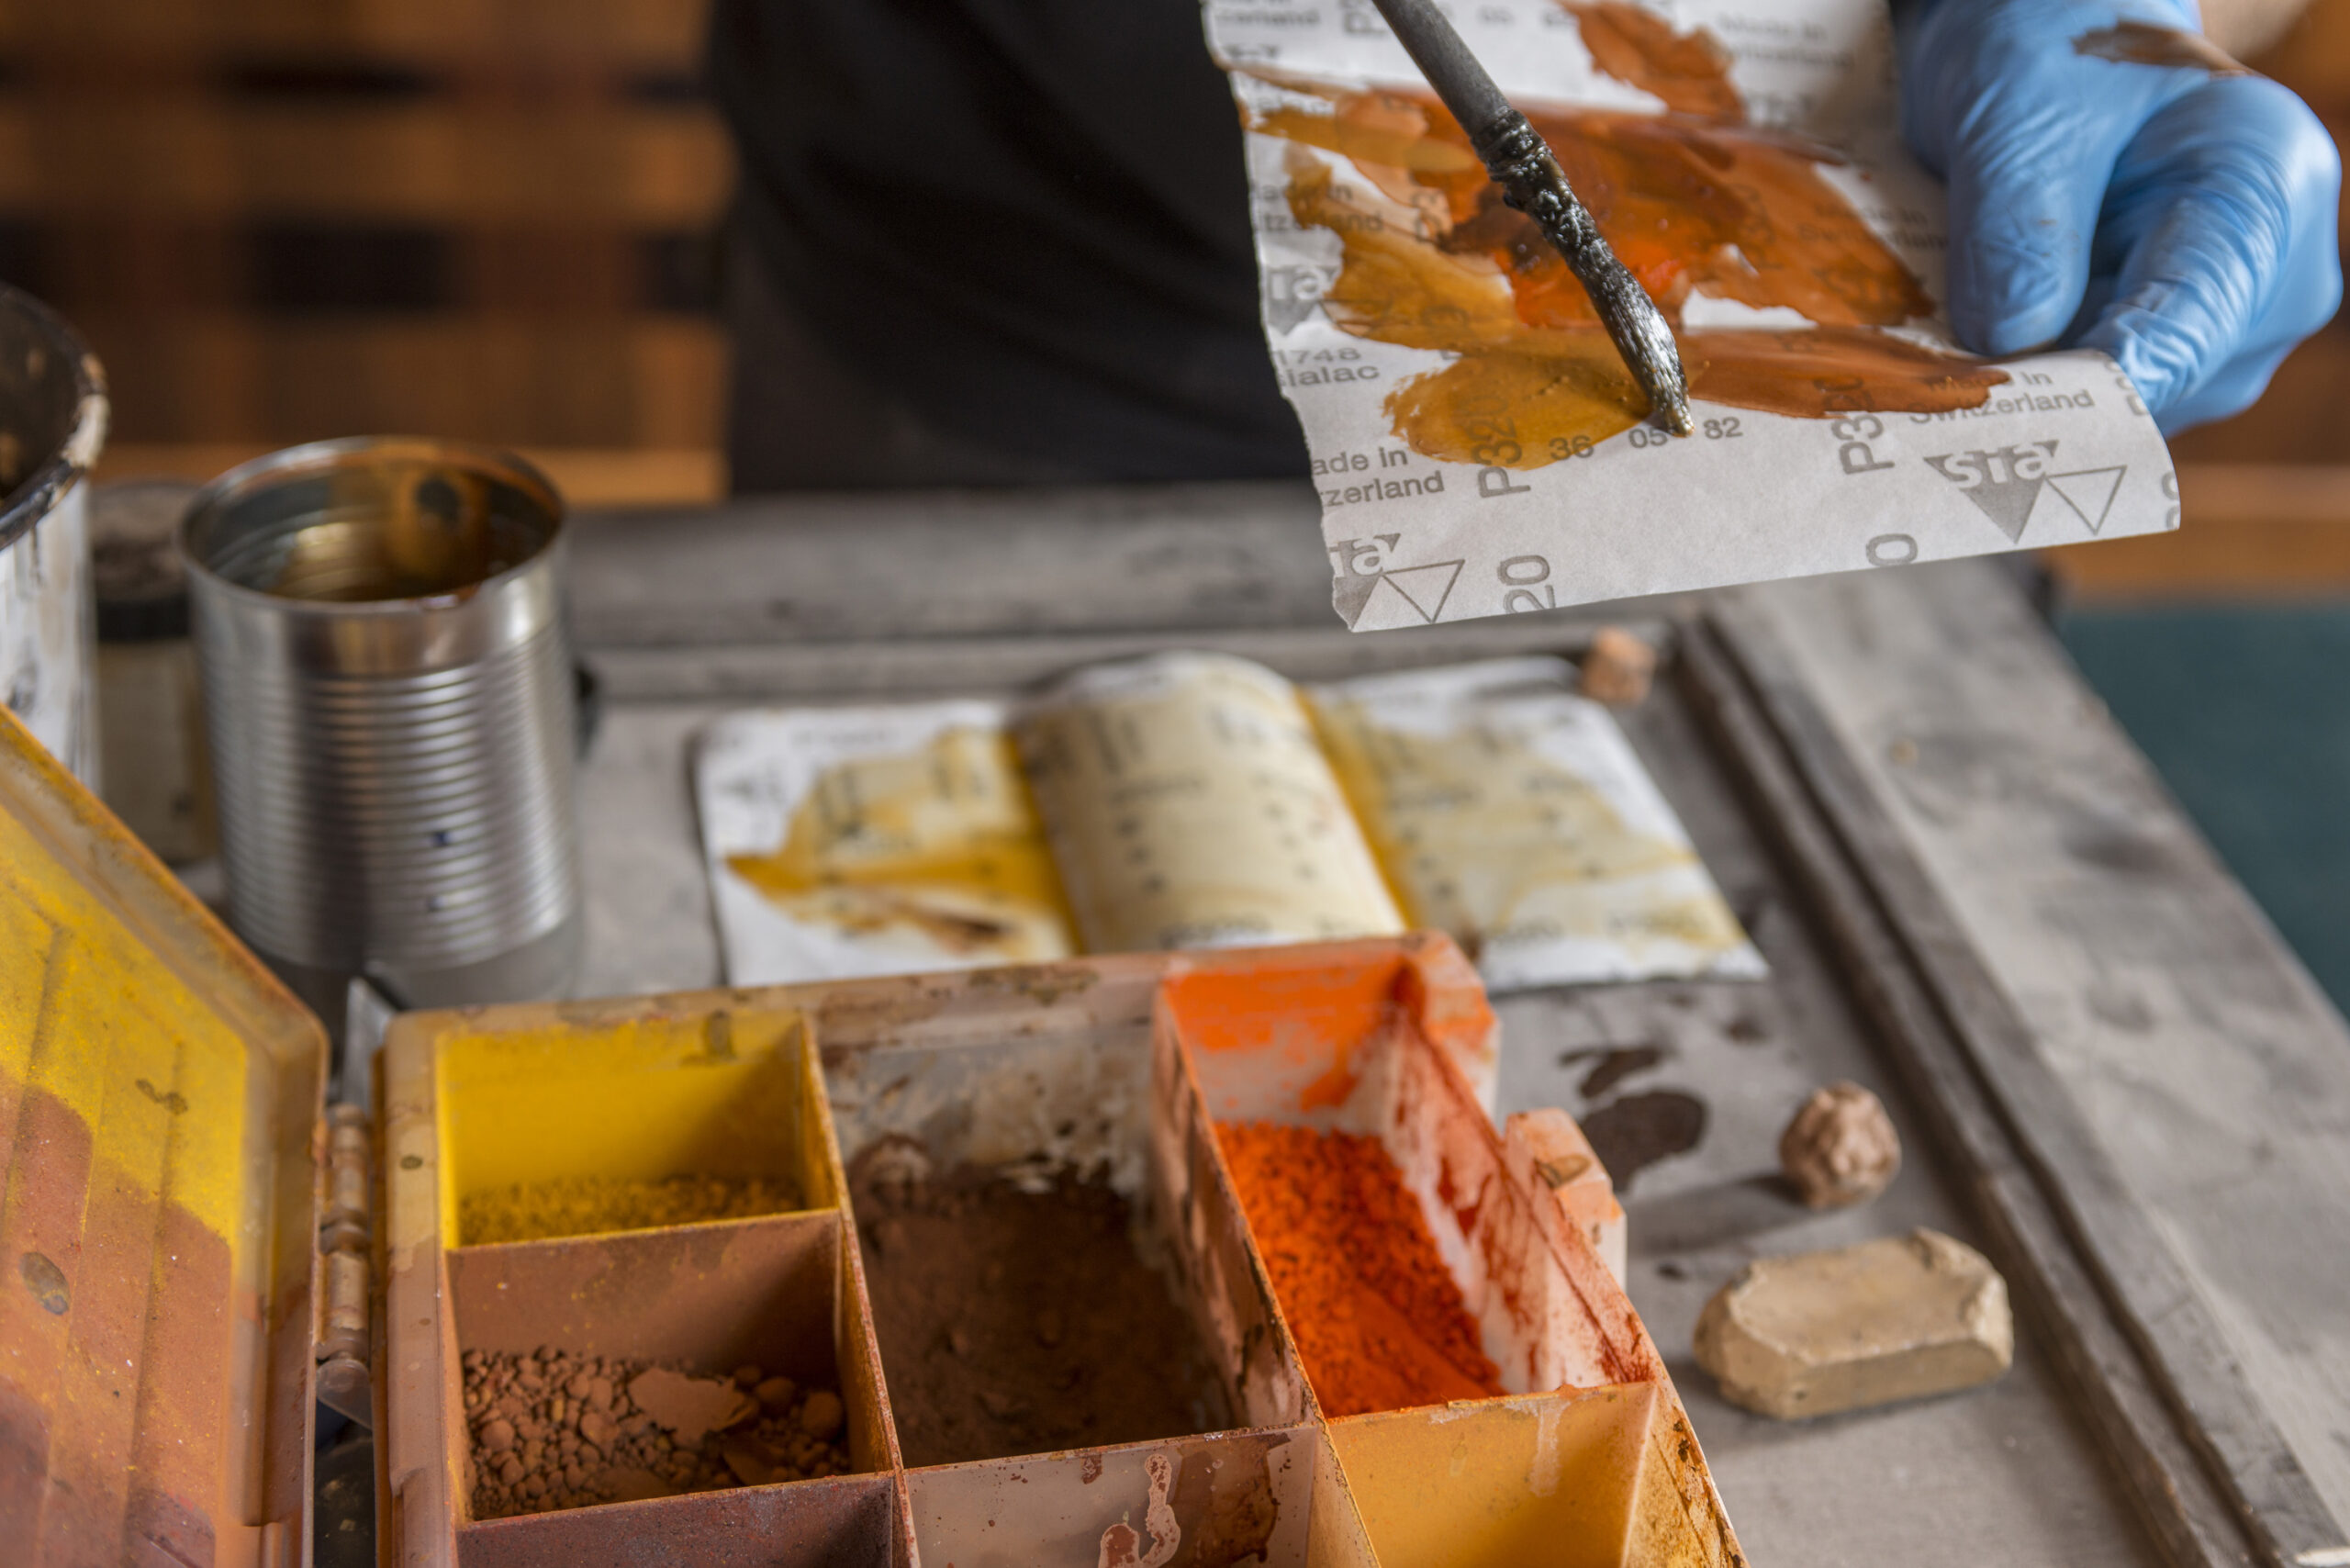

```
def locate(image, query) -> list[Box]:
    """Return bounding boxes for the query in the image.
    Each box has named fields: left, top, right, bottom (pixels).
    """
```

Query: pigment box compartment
left=819, top=964, right=1333, bottom=1567
left=825, top=1023, right=1269, bottom=1465
left=378, top=936, right=1742, bottom=1568
left=382, top=1001, right=912, bottom=1567
left=1160, top=954, right=1730, bottom=1568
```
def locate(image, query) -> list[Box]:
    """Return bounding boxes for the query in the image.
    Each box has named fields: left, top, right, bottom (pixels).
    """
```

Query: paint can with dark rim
left=179, top=437, right=581, bottom=1030
left=0, top=285, right=108, bottom=784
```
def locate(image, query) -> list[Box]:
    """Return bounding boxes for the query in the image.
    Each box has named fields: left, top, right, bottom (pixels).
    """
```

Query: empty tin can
left=0, top=285, right=107, bottom=784
left=93, top=478, right=215, bottom=862
left=181, top=437, right=581, bottom=1026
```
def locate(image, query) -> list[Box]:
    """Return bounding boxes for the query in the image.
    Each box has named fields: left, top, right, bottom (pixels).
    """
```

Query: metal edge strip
left=1677, top=602, right=2300, bottom=1568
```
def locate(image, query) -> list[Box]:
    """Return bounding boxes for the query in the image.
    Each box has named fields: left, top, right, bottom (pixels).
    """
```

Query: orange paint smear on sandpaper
left=1245, top=0, right=2009, bottom=467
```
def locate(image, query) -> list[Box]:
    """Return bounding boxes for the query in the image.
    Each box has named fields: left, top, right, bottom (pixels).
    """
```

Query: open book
left=694, top=654, right=1764, bottom=991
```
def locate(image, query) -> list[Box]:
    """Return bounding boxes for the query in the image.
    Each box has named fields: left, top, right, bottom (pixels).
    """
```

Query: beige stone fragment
left=1577, top=627, right=1658, bottom=706
left=1694, top=1228, right=2012, bottom=1419
left=1779, top=1081, right=1902, bottom=1208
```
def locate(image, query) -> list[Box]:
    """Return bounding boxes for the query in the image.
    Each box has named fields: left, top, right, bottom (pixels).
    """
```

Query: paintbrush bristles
left=1473, top=114, right=1695, bottom=436
left=1368, top=0, right=1693, bottom=435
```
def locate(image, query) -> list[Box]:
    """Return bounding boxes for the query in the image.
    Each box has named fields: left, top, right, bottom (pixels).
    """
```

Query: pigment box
left=378, top=938, right=1739, bottom=1568
left=0, top=701, right=1738, bottom=1568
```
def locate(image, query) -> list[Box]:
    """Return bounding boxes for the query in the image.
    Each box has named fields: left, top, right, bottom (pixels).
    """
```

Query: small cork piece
left=1695, top=1229, right=2012, bottom=1419
left=1578, top=627, right=1658, bottom=706
left=1779, top=1081, right=1901, bottom=1208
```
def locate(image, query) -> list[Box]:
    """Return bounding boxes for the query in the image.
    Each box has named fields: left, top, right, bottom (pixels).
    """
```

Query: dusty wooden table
left=558, top=482, right=2350, bottom=1568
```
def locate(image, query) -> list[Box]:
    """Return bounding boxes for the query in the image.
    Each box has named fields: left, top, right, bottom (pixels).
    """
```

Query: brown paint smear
left=2072, top=21, right=2250, bottom=76
left=1562, top=0, right=1744, bottom=118
left=1247, top=0, right=2007, bottom=466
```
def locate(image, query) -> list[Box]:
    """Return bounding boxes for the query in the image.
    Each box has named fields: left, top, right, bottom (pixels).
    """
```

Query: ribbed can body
left=182, top=438, right=579, bottom=1009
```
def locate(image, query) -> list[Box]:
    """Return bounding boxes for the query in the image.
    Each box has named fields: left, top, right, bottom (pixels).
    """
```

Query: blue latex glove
left=1897, top=0, right=2341, bottom=431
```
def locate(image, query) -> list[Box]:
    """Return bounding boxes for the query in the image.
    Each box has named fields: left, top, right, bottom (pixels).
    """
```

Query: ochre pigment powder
left=463, top=1349, right=847, bottom=1518
left=1215, top=1122, right=1503, bottom=1417
left=851, top=1157, right=1230, bottom=1466
left=460, top=1173, right=800, bottom=1245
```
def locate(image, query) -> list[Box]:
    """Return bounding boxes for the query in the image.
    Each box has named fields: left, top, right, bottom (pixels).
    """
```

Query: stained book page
left=1014, top=653, right=1408, bottom=952
left=697, top=702, right=1078, bottom=983
left=1307, top=656, right=1764, bottom=988
left=1200, top=0, right=2177, bottom=630
left=699, top=654, right=1762, bottom=991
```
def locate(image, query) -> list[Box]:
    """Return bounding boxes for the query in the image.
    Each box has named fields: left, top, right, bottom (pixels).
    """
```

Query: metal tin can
left=93, top=478, right=215, bottom=862
left=0, top=286, right=108, bottom=784
left=180, top=437, right=581, bottom=1025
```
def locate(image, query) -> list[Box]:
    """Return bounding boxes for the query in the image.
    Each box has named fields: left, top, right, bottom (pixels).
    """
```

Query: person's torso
left=709, top=0, right=1306, bottom=479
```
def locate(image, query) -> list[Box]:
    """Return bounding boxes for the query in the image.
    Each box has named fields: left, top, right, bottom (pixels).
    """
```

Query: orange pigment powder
left=1216, top=1122, right=1504, bottom=1417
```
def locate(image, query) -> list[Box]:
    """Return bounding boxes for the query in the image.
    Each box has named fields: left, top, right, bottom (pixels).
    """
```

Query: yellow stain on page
left=1311, top=697, right=1748, bottom=959
left=726, top=726, right=1076, bottom=962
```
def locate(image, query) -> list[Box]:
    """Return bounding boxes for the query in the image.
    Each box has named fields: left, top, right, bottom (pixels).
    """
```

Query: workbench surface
left=559, top=483, right=2349, bottom=1568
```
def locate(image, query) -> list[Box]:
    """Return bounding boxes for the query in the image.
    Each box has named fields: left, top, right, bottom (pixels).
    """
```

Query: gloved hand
left=1897, top=0, right=2341, bottom=431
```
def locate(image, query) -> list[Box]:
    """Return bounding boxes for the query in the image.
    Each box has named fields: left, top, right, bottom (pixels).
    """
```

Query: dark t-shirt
left=707, top=0, right=1308, bottom=481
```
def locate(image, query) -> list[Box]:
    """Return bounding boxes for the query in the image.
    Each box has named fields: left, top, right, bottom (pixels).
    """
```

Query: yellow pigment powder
left=460, top=1173, right=801, bottom=1245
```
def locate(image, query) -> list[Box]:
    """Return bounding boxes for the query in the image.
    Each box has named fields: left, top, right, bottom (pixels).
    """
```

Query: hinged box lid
left=0, top=703, right=330, bottom=1567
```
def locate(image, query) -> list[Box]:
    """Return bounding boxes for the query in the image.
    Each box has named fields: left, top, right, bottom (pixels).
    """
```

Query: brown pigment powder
left=851, top=1154, right=1230, bottom=1466
left=1215, top=1123, right=1503, bottom=1418
left=459, top=1173, right=800, bottom=1245
left=463, top=1348, right=848, bottom=1518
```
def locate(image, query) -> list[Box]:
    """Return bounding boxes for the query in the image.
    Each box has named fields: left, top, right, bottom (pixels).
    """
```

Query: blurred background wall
left=0, top=0, right=733, bottom=503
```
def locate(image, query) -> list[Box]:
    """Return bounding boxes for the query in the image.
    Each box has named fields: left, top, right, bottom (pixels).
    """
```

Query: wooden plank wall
left=0, top=0, right=732, bottom=500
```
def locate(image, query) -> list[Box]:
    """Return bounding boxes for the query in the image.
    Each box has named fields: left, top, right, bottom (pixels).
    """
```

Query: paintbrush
left=1369, top=0, right=1695, bottom=436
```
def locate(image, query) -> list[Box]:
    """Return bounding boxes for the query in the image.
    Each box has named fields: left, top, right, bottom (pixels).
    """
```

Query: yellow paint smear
left=726, top=725, right=1075, bottom=963
left=1243, top=6, right=2010, bottom=469
left=1311, top=699, right=1748, bottom=959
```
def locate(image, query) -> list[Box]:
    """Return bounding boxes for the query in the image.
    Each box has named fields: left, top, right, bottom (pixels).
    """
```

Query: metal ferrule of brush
left=1471, top=114, right=1695, bottom=436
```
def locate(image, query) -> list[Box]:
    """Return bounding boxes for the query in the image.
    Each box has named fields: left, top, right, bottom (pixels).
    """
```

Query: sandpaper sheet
left=696, top=655, right=1762, bottom=991
left=1015, top=653, right=1408, bottom=954
left=1199, top=0, right=2177, bottom=629
left=697, top=701, right=1079, bottom=983
left=1308, top=656, right=1764, bottom=988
